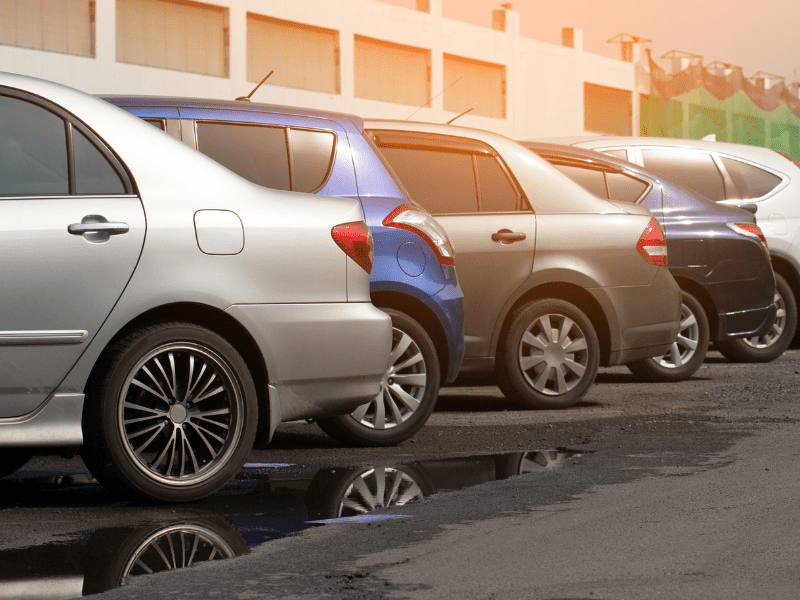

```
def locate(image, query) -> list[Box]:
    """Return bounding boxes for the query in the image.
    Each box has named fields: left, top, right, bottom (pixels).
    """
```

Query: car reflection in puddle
left=0, top=449, right=579, bottom=597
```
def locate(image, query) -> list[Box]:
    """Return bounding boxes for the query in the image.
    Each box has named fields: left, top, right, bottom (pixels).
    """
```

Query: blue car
left=522, top=142, right=777, bottom=381
left=105, top=95, right=465, bottom=447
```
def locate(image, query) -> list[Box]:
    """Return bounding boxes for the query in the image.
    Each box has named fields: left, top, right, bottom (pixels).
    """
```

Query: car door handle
left=491, top=229, right=526, bottom=243
left=68, top=222, right=129, bottom=235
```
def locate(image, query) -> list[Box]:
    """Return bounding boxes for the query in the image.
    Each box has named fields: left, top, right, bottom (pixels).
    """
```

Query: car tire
left=495, top=299, right=600, bottom=409
left=316, top=309, right=440, bottom=447
left=715, top=273, right=797, bottom=363
left=626, top=290, right=709, bottom=382
left=0, top=449, right=34, bottom=479
left=81, top=322, right=258, bottom=503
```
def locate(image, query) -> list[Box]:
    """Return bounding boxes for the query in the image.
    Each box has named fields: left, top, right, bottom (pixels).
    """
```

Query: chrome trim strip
left=0, top=393, right=84, bottom=447
left=0, top=330, right=89, bottom=345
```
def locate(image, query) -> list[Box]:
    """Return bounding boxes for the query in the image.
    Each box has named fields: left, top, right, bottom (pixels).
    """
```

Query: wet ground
left=1, top=349, right=798, bottom=598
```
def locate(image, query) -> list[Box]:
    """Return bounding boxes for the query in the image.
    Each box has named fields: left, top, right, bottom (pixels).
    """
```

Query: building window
left=0, top=0, right=94, bottom=57
left=584, top=83, right=632, bottom=135
left=443, top=54, right=506, bottom=119
left=354, top=36, right=430, bottom=107
left=116, top=0, right=228, bottom=77
left=247, top=14, right=339, bottom=94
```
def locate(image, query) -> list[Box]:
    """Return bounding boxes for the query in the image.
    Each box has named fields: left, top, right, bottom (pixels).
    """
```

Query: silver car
left=557, top=135, right=797, bottom=361
left=365, top=120, right=682, bottom=409
left=0, top=72, right=392, bottom=502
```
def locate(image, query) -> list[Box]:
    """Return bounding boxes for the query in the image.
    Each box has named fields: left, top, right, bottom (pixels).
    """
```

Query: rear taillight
left=636, top=217, right=668, bottom=266
left=331, top=221, right=374, bottom=273
left=727, top=222, right=768, bottom=249
left=382, top=205, right=455, bottom=265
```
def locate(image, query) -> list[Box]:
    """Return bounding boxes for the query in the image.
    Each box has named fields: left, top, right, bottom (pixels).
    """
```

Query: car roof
left=522, top=141, right=657, bottom=180
left=102, top=95, right=364, bottom=132
left=541, top=135, right=792, bottom=173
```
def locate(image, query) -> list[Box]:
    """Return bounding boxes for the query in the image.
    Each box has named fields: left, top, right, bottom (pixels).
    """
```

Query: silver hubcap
left=118, top=342, right=244, bottom=485
left=743, top=290, right=786, bottom=349
left=350, top=326, right=426, bottom=430
left=338, top=467, right=425, bottom=517
left=518, top=313, right=589, bottom=396
left=121, top=524, right=236, bottom=584
left=656, top=303, right=699, bottom=368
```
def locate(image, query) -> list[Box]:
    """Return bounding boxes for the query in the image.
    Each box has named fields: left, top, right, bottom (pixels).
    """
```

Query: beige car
left=365, top=121, right=681, bottom=409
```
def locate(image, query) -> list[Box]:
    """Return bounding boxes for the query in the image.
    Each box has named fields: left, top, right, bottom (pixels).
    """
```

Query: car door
left=0, top=91, right=145, bottom=417
left=369, top=131, right=537, bottom=358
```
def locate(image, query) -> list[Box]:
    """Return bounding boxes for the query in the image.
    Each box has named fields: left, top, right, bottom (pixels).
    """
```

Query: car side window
left=377, top=146, right=479, bottom=214
left=144, top=118, right=166, bottom=131
left=551, top=164, right=608, bottom=199
left=475, top=155, right=518, bottom=212
left=289, top=128, right=336, bottom=193
left=720, top=157, right=782, bottom=199
left=73, top=127, right=126, bottom=195
left=605, top=172, right=648, bottom=203
left=0, top=94, right=68, bottom=195
left=640, top=149, right=726, bottom=202
left=195, top=122, right=291, bottom=191
left=600, top=148, right=628, bottom=161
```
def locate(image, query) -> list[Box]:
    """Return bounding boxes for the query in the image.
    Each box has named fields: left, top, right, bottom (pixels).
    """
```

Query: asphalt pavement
left=2, top=349, right=799, bottom=599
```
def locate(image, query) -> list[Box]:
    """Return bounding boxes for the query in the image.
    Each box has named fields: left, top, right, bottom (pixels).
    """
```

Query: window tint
left=378, top=147, right=478, bottom=214
left=73, top=128, right=125, bottom=195
left=476, top=155, right=518, bottom=211
left=552, top=164, right=608, bottom=198
left=0, top=95, right=68, bottom=195
left=144, top=118, right=166, bottom=131
left=640, top=149, right=725, bottom=202
left=605, top=172, right=648, bottom=203
left=601, top=148, right=628, bottom=161
left=196, top=122, right=291, bottom=191
left=720, top=157, right=782, bottom=199
left=290, top=129, right=335, bottom=193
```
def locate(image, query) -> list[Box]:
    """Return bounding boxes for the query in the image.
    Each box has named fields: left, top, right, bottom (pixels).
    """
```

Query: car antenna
left=405, top=77, right=463, bottom=120
left=235, top=71, right=274, bottom=102
left=446, top=108, right=472, bottom=125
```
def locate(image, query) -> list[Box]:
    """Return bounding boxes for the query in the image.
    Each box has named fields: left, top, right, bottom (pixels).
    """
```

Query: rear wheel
left=716, top=273, right=796, bottom=363
left=496, top=299, right=600, bottom=409
left=627, top=290, right=709, bottom=382
left=316, top=309, right=440, bottom=447
left=82, top=322, right=258, bottom=503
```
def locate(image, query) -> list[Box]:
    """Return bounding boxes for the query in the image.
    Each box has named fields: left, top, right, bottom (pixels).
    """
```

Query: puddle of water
left=0, top=449, right=579, bottom=598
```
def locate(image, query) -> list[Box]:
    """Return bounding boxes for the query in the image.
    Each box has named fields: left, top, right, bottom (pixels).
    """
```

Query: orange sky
left=378, top=0, right=799, bottom=81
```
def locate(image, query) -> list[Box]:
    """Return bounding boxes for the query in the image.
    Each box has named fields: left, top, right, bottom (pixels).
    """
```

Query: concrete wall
left=0, top=0, right=636, bottom=139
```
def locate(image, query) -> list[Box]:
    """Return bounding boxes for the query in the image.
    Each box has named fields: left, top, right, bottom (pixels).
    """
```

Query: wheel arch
left=771, top=254, right=800, bottom=306
left=493, top=282, right=612, bottom=367
left=85, top=302, right=271, bottom=442
left=670, top=276, right=719, bottom=340
left=370, top=291, right=449, bottom=385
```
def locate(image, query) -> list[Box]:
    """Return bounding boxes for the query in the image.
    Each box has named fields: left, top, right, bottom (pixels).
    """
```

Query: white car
left=548, top=136, right=798, bottom=360
left=0, top=72, right=391, bottom=502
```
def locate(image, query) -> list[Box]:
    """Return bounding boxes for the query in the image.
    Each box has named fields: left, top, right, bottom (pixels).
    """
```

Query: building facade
left=0, top=0, right=638, bottom=140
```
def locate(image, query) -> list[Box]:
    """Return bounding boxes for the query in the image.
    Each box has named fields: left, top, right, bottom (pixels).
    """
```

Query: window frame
left=0, top=87, right=135, bottom=198
left=541, top=154, right=652, bottom=204
left=367, top=129, right=529, bottom=216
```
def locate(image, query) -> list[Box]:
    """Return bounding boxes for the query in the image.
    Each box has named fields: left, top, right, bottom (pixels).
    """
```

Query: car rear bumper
left=225, top=302, right=392, bottom=422
left=592, top=268, right=682, bottom=366
left=717, top=302, right=777, bottom=340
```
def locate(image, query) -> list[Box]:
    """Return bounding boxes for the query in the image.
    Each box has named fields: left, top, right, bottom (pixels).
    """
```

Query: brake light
left=636, top=217, right=667, bottom=266
left=727, top=222, right=768, bottom=249
left=331, top=221, right=374, bottom=273
left=382, top=205, right=455, bottom=265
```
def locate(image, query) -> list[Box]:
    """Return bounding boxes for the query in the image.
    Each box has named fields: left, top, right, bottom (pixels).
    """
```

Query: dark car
left=103, top=95, right=465, bottom=447
left=522, top=142, right=778, bottom=381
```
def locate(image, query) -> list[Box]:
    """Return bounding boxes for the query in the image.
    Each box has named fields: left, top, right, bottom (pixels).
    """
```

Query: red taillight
left=636, top=217, right=668, bottom=266
left=382, top=204, right=455, bottom=265
left=331, top=221, right=374, bottom=273
left=728, top=222, right=768, bottom=249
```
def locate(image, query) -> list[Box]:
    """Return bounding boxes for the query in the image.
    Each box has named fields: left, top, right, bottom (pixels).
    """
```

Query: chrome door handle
left=68, top=222, right=129, bottom=235
left=491, top=229, right=526, bottom=243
